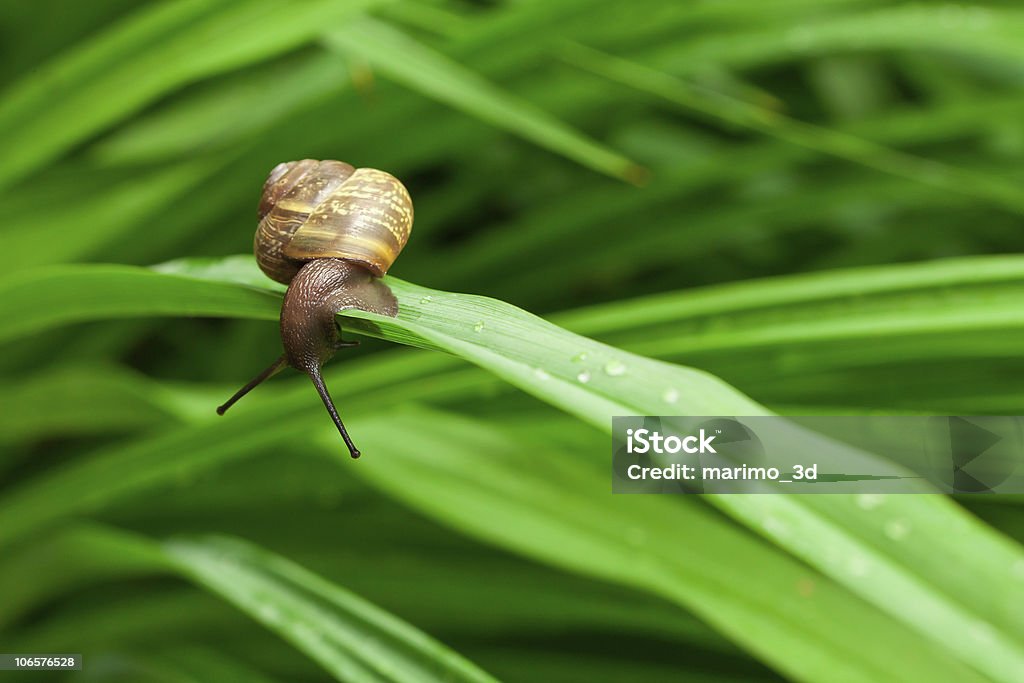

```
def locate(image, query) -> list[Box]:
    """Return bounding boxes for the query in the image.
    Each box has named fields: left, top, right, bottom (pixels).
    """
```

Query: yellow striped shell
left=254, top=159, right=413, bottom=284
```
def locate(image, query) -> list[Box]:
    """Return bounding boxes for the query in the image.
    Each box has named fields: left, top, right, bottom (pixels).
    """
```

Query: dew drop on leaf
left=603, top=360, right=627, bottom=376
left=884, top=518, right=911, bottom=541
left=846, top=555, right=869, bottom=577
left=258, top=604, right=281, bottom=623
left=855, top=493, right=885, bottom=511
left=762, top=515, right=790, bottom=538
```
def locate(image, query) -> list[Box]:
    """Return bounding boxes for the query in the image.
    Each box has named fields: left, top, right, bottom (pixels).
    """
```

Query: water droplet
left=846, top=555, right=869, bottom=577
left=419, top=295, right=433, bottom=304
left=762, top=515, right=790, bottom=538
left=662, top=388, right=679, bottom=405
left=533, top=368, right=551, bottom=381
left=884, top=518, right=911, bottom=541
left=472, top=321, right=485, bottom=333
left=576, top=370, right=591, bottom=384
left=572, top=352, right=588, bottom=363
left=968, top=620, right=995, bottom=644
left=603, top=360, right=627, bottom=376
left=258, top=604, right=280, bottom=622
left=856, top=493, right=885, bottom=511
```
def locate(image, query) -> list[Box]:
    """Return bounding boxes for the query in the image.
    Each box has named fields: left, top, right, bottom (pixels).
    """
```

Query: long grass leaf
left=0, top=0, right=379, bottom=188
left=165, top=535, right=500, bottom=683
left=323, top=18, right=644, bottom=184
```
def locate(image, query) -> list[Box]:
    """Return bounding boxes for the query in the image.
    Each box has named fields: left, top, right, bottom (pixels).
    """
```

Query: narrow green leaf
left=4, top=257, right=1024, bottom=682
left=323, top=18, right=645, bottom=184
left=92, top=51, right=350, bottom=166
left=0, top=0, right=379, bottom=188
left=0, top=263, right=279, bottom=344
left=0, top=364, right=183, bottom=448
left=0, top=351, right=465, bottom=548
left=0, top=157, right=225, bottom=273
left=562, top=43, right=1024, bottom=212
left=164, top=535, right=500, bottom=683
left=347, top=406, right=991, bottom=683
left=0, top=524, right=169, bottom=631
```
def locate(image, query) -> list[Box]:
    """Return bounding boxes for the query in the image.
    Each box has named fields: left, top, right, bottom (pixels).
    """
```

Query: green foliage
left=2, top=1, right=1024, bottom=682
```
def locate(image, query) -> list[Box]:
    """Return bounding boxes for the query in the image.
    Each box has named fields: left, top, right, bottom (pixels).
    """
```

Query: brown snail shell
left=255, top=159, right=414, bottom=284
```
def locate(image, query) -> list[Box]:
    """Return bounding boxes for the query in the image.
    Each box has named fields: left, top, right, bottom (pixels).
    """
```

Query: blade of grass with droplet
left=164, top=534, right=501, bottom=683
left=3, top=257, right=1024, bottom=681
left=0, top=524, right=499, bottom=683
left=344, top=405, right=991, bottom=683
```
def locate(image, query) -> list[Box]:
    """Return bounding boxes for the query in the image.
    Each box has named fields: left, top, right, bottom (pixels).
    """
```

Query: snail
left=217, top=159, right=413, bottom=459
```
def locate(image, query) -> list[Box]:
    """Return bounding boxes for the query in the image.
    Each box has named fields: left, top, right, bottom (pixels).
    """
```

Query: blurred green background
left=2, top=1, right=1024, bottom=681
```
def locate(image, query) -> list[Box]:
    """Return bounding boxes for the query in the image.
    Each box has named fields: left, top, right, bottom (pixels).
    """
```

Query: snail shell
left=255, top=159, right=413, bottom=284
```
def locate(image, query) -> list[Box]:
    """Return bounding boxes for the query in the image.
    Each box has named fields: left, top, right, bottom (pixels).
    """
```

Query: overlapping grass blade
left=1, top=525, right=499, bottom=683
left=323, top=17, right=644, bottom=184
left=3, top=257, right=1024, bottom=680
left=563, top=43, right=1024, bottom=212
left=0, top=0, right=379, bottom=188
left=346, top=406, right=990, bottom=683
left=164, top=535, right=501, bottom=683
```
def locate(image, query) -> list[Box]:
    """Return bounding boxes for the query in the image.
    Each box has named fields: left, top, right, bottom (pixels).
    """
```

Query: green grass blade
left=164, top=535, right=501, bottom=683
left=4, top=257, right=1024, bottom=680
left=345, top=405, right=991, bottom=683
left=91, top=51, right=350, bottom=166
left=1, top=157, right=226, bottom=273
left=0, top=524, right=169, bottom=631
left=562, top=43, right=1024, bottom=212
left=0, top=364, right=184, bottom=448
left=0, top=351, right=464, bottom=548
left=0, top=0, right=379, bottom=189
left=0, top=263, right=279, bottom=344
left=322, top=17, right=645, bottom=184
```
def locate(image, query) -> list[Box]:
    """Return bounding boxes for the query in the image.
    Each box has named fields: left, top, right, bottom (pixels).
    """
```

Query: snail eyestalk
left=217, top=355, right=287, bottom=415
left=307, top=364, right=360, bottom=459
left=279, top=259, right=380, bottom=459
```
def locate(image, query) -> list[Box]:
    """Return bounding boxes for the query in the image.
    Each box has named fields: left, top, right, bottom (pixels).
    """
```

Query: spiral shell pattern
left=254, top=159, right=413, bottom=284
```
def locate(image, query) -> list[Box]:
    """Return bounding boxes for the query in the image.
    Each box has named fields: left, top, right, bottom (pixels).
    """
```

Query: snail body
left=219, top=159, right=413, bottom=458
